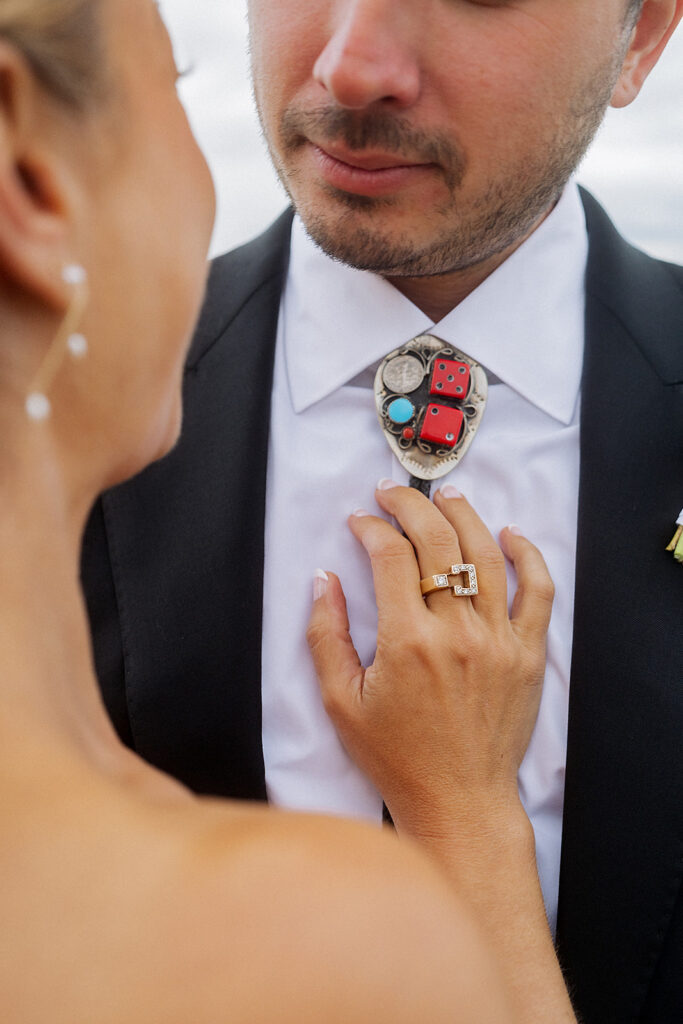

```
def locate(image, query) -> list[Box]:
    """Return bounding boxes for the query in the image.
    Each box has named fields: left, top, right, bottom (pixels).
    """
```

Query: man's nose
left=313, top=0, right=421, bottom=110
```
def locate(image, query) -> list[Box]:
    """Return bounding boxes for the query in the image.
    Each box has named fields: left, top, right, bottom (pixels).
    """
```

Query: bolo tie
left=372, top=334, right=489, bottom=823
left=374, top=333, right=488, bottom=494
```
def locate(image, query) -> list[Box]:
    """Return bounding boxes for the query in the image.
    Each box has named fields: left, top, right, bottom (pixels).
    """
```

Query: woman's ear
left=611, top=0, right=683, bottom=108
left=0, top=41, right=75, bottom=311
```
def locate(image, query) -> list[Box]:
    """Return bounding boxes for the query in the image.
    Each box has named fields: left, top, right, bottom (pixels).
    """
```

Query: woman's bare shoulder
left=2, top=772, right=512, bottom=1024
left=143, top=799, right=513, bottom=1024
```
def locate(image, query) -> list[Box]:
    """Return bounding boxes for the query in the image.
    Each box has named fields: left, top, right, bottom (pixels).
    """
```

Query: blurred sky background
left=161, top=1, right=683, bottom=263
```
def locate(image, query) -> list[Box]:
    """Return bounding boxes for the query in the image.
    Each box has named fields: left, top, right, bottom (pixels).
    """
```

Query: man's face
left=248, top=0, right=634, bottom=278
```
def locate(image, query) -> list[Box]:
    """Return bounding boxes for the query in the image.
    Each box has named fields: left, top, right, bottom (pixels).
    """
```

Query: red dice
left=430, top=359, right=470, bottom=400
left=419, top=404, right=465, bottom=448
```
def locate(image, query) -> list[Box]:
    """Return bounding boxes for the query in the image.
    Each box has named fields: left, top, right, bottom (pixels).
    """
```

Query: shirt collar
left=284, top=182, right=588, bottom=425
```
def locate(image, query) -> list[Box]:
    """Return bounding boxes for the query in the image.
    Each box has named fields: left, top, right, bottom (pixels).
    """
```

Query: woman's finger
left=499, top=527, right=555, bottom=646
left=375, top=482, right=507, bottom=621
left=373, top=480, right=464, bottom=584
left=432, top=486, right=509, bottom=623
left=348, top=510, right=427, bottom=626
left=306, top=571, right=365, bottom=722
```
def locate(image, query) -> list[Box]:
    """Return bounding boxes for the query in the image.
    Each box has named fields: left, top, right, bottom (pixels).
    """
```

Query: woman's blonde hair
left=0, top=0, right=104, bottom=109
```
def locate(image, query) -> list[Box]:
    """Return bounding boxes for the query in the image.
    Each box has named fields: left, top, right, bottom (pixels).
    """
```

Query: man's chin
left=298, top=210, right=458, bottom=278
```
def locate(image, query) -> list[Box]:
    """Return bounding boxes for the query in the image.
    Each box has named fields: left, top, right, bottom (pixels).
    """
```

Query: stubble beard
left=256, top=67, right=620, bottom=279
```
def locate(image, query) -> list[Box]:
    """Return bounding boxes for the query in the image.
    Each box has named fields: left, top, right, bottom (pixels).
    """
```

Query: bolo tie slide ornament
left=374, top=334, right=488, bottom=494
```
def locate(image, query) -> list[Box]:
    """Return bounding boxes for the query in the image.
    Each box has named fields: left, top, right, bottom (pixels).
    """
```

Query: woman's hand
left=308, top=481, right=579, bottom=1023
left=307, top=480, right=554, bottom=841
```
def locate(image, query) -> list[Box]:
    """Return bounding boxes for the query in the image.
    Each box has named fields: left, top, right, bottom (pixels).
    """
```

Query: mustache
left=279, top=105, right=467, bottom=191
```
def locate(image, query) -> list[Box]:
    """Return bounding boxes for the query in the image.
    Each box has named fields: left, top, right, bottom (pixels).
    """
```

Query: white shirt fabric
left=261, top=182, right=588, bottom=933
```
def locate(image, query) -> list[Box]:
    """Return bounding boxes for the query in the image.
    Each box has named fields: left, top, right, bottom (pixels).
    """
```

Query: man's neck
left=385, top=208, right=551, bottom=323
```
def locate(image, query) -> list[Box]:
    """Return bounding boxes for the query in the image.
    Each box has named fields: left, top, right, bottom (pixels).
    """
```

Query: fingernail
left=352, top=508, right=370, bottom=518
left=507, top=523, right=523, bottom=536
left=440, top=484, right=463, bottom=499
left=313, top=568, right=329, bottom=600
left=377, top=478, right=399, bottom=491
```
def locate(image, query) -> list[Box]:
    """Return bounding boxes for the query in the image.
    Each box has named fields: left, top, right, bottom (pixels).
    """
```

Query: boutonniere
left=667, top=509, right=683, bottom=564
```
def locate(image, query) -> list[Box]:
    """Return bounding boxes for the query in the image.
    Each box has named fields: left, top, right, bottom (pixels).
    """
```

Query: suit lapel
left=98, top=211, right=294, bottom=799
left=557, top=192, right=683, bottom=1021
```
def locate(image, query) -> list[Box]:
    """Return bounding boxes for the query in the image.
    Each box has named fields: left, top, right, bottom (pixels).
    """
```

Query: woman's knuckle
left=401, top=622, right=434, bottom=661
left=476, top=544, right=506, bottom=575
left=322, top=693, right=347, bottom=727
left=372, top=533, right=412, bottom=565
left=305, top=620, right=323, bottom=653
left=422, top=524, right=452, bottom=552
left=522, top=649, right=546, bottom=684
left=533, top=574, right=555, bottom=605
left=321, top=680, right=351, bottom=723
left=452, top=628, right=480, bottom=661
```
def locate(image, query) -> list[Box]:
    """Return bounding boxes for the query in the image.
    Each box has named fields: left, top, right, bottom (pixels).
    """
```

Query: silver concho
left=374, top=334, right=488, bottom=482
left=382, top=354, right=425, bottom=394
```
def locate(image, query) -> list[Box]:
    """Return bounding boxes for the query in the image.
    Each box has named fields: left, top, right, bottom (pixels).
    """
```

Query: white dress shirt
left=262, top=182, right=588, bottom=932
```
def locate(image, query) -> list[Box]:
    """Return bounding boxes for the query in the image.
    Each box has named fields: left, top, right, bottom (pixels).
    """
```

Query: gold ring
left=420, top=564, right=478, bottom=598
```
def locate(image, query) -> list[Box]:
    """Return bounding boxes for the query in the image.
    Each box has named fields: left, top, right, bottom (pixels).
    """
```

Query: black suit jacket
left=81, top=191, right=683, bottom=1023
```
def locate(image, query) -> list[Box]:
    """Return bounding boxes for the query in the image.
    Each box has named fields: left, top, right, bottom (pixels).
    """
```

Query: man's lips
left=316, top=141, right=428, bottom=172
left=310, top=143, right=436, bottom=197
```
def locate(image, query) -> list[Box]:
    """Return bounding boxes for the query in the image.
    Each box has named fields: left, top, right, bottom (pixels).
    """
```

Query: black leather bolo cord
left=409, top=475, right=432, bottom=497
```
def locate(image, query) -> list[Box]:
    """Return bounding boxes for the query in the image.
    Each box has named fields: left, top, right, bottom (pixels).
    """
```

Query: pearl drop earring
left=25, top=264, right=90, bottom=422
left=25, top=393, right=52, bottom=422
left=62, top=264, right=87, bottom=286
left=67, top=334, right=88, bottom=359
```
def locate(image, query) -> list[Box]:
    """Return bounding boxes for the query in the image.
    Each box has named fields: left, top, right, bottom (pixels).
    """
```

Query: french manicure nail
left=377, top=478, right=400, bottom=491
left=352, top=508, right=371, bottom=518
left=507, top=523, right=523, bottom=536
left=313, top=568, right=329, bottom=600
left=440, top=484, right=464, bottom=499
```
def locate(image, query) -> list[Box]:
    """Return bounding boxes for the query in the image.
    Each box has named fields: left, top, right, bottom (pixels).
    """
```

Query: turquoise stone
left=388, top=397, right=415, bottom=424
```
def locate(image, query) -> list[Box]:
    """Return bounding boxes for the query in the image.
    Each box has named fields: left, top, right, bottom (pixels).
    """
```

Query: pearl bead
left=25, top=392, right=51, bottom=421
left=62, top=264, right=87, bottom=286
left=67, top=333, right=88, bottom=358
